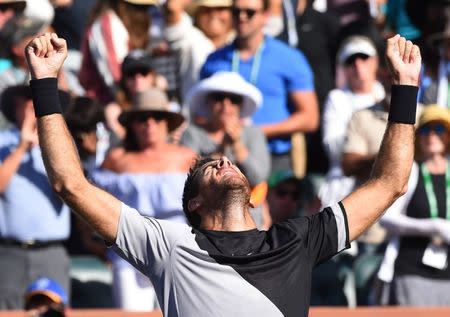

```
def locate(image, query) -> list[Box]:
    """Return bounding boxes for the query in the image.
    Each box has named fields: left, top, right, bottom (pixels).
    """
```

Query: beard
left=203, top=174, right=252, bottom=210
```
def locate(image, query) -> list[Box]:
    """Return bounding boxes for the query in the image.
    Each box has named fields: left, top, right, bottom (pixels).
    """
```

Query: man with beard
left=25, top=32, right=420, bottom=317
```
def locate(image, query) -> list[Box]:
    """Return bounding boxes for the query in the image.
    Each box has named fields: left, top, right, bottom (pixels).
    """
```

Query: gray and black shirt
left=113, top=202, right=349, bottom=317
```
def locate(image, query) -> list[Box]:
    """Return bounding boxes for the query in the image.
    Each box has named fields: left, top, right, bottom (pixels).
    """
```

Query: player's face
left=194, top=156, right=250, bottom=193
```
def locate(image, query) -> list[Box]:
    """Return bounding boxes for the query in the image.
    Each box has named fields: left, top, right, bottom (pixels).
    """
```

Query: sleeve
left=293, top=202, right=350, bottom=267
left=343, top=111, right=368, bottom=155
left=112, top=203, right=188, bottom=278
left=236, top=126, right=271, bottom=186
left=284, top=48, right=315, bottom=92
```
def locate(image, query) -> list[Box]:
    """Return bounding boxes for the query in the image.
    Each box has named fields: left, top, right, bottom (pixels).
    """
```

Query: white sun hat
left=185, top=72, right=263, bottom=118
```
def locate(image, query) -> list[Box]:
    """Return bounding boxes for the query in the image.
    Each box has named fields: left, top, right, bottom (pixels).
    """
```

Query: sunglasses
left=231, top=7, right=261, bottom=19
left=132, top=113, right=166, bottom=123
left=275, top=188, right=300, bottom=200
left=418, top=123, right=447, bottom=136
left=126, top=68, right=152, bottom=77
left=209, top=92, right=244, bottom=105
left=344, top=53, right=370, bottom=66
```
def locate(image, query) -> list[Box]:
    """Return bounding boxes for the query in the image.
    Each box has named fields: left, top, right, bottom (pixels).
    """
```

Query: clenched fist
left=24, top=33, right=68, bottom=80
left=385, top=34, right=421, bottom=86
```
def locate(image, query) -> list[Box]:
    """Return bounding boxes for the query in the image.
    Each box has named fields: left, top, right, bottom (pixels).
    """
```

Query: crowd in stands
left=0, top=0, right=450, bottom=312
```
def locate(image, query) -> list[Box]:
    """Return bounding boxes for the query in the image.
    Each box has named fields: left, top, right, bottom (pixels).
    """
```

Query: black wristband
left=388, top=85, right=418, bottom=124
left=29, top=78, right=62, bottom=117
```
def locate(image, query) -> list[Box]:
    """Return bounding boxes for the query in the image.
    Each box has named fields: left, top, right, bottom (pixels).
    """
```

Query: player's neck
left=199, top=195, right=257, bottom=231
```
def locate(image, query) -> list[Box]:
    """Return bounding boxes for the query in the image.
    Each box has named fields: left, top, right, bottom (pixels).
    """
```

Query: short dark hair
left=0, top=84, right=31, bottom=124
left=65, top=96, right=105, bottom=135
left=182, top=157, right=215, bottom=227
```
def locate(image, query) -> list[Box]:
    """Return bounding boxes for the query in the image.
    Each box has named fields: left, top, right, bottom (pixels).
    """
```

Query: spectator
left=0, top=0, right=25, bottom=29
left=2, top=15, right=80, bottom=100
left=319, top=35, right=385, bottom=208
left=188, top=0, right=235, bottom=48
left=161, top=0, right=215, bottom=101
left=277, top=0, right=340, bottom=175
left=275, top=0, right=339, bottom=107
left=420, top=21, right=450, bottom=107
left=78, top=0, right=155, bottom=104
left=89, top=88, right=196, bottom=310
left=0, top=16, right=48, bottom=95
left=327, top=0, right=385, bottom=56
left=0, top=85, right=70, bottom=310
left=378, top=106, right=450, bottom=305
left=52, top=0, right=96, bottom=51
left=65, top=96, right=109, bottom=172
left=64, top=96, right=110, bottom=261
left=404, top=1, right=449, bottom=106
left=201, top=0, right=319, bottom=173
left=24, top=277, right=67, bottom=317
left=0, top=0, right=26, bottom=71
left=182, top=71, right=270, bottom=226
left=0, top=14, right=83, bottom=97
left=0, top=15, right=49, bottom=129
left=105, top=49, right=168, bottom=140
left=380, top=0, right=421, bottom=41
left=265, top=169, right=302, bottom=225
left=341, top=96, right=392, bottom=305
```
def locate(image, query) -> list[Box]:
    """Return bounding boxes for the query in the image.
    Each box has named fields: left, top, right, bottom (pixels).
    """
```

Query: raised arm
left=24, top=33, right=121, bottom=243
left=342, top=35, right=421, bottom=242
left=0, top=107, right=38, bottom=192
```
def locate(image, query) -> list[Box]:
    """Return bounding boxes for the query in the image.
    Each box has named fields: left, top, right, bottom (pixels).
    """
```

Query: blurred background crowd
left=1, top=0, right=450, bottom=314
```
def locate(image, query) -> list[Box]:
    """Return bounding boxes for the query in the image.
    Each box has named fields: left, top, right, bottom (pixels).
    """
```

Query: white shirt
left=319, top=81, right=385, bottom=207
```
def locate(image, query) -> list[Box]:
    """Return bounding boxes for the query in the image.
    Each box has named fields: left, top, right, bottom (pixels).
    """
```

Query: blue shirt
left=201, top=36, right=315, bottom=154
left=0, top=128, right=70, bottom=241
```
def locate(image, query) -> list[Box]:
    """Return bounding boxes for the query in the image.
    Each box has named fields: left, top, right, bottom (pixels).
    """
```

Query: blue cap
left=25, top=277, right=68, bottom=306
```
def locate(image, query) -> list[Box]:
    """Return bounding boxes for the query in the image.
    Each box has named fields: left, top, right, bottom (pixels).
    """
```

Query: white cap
left=337, top=36, right=377, bottom=65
